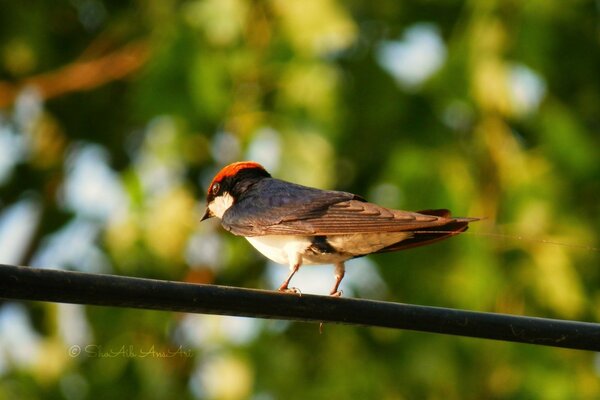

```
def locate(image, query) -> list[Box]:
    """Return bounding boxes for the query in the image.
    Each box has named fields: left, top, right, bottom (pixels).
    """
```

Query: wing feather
left=224, top=189, right=461, bottom=236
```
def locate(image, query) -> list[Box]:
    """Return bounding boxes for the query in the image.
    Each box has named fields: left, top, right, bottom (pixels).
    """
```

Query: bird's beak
left=201, top=207, right=213, bottom=221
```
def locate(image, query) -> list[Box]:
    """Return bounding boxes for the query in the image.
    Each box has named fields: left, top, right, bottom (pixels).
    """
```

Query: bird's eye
left=211, top=182, right=220, bottom=195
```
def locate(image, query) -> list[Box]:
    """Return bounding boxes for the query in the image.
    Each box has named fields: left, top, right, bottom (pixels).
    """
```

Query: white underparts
left=245, top=232, right=412, bottom=268
left=327, top=232, right=411, bottom=256
left=246, top=235, right=313, bottom=266
left=208, top=192, right=234, bottom=219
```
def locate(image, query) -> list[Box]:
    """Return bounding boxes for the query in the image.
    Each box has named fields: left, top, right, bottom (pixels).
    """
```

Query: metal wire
left=0, top=264, right=598, bottom=351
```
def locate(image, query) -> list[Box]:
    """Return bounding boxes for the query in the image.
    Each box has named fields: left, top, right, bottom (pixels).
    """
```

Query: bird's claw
left=279, top=286, right=302, bottom=296
left=329, top=290, right=343, bottom=297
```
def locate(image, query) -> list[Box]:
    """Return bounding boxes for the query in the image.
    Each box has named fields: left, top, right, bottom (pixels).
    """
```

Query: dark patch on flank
left=308, top=236, right=336, bottom=255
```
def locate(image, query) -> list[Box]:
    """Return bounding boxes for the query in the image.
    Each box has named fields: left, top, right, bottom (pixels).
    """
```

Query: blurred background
left=0, top=0, right=599, bottom=398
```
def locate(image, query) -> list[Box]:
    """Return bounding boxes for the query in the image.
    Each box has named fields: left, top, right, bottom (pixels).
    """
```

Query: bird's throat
left=208, top=192, right=234, bottom=219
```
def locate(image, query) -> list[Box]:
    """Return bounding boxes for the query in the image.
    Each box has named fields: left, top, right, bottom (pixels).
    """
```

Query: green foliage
left=0, top=0, right=598, bottom=398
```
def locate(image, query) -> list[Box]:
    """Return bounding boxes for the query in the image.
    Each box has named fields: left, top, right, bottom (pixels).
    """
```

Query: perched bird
left=202, top=161, right=478, bottom=296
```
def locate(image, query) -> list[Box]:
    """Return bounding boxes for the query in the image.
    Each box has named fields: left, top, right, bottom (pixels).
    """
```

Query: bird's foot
left=278, top=286, right=302, bottom=296
left=329, top=290, right=343, bottom=297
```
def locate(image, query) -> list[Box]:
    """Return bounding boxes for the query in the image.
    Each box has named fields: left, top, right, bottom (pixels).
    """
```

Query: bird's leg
left=319, top=262, right=346, bottom=332
left=329, top=262, right=345, bottom=297
left=278, top=257, right=301, bottom=294
left=315, top=262, right=347, bottom=332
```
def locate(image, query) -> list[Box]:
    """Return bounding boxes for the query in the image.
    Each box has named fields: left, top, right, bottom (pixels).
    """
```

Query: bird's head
left=201, top=161, right=271, bottom=221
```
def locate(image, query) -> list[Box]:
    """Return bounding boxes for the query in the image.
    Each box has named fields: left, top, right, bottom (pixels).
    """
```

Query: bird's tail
left=376, top=209, right=480, bottom=253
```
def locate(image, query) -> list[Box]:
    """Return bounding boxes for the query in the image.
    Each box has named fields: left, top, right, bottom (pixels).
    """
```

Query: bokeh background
left=1, top=1, right=599, bottom=399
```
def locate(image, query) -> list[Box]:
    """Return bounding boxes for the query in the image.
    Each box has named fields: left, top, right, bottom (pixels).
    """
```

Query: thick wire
left=0, top=264, right=598, bottom=351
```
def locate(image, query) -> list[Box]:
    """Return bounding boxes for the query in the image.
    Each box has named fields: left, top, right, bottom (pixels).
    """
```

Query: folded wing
left=223, top=180, right=477, bottom=239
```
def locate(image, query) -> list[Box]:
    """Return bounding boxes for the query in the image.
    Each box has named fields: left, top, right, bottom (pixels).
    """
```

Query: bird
left=201, top=161, right=479, bottom=296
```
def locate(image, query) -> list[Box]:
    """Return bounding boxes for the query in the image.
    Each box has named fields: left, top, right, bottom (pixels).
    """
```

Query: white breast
left=245, top=231, right=412, bottom=267
left=245, top=235, right=313, bottom=265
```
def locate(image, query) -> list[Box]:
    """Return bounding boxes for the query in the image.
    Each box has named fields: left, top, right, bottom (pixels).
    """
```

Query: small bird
left=202, top=161, right=478, bottom=296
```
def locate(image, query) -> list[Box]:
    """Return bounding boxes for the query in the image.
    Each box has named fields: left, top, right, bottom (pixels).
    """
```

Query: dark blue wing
left=220, top=178, right=471, bottom=237
left=221, top=178, right=357, bottom=235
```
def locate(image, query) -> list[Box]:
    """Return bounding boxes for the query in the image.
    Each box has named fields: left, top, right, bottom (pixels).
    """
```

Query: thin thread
left=411, top=230, right=600, bottom=252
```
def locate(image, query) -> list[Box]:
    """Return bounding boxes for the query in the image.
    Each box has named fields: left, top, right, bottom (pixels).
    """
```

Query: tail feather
left=376, top=209, right=479, bottom=253
left=415, top=208, right=452, bottom=218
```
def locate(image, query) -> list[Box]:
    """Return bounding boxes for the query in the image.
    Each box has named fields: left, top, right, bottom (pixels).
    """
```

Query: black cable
left=0, top=264, right=598, bottom=351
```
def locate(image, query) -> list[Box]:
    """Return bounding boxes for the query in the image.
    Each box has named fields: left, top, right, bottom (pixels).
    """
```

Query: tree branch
left=0, top=264, right=598, bottom=351
left=0, top=41, right=148, bottom=108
